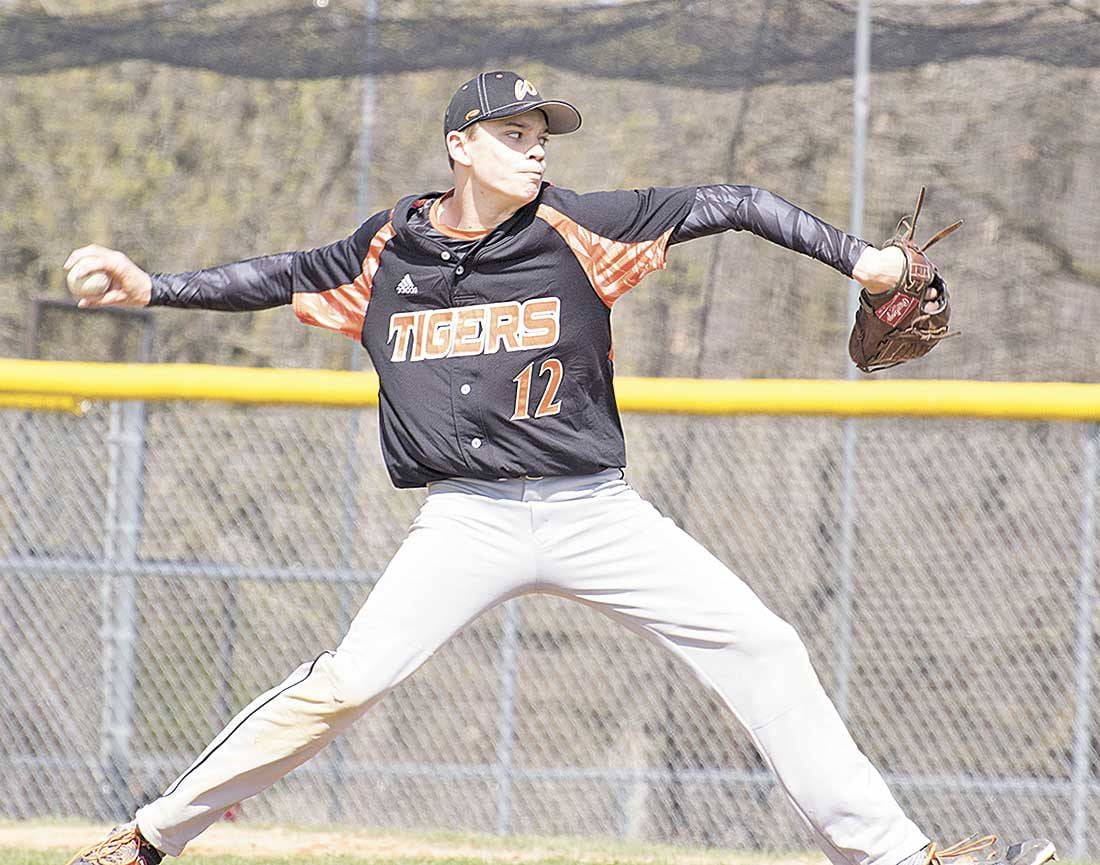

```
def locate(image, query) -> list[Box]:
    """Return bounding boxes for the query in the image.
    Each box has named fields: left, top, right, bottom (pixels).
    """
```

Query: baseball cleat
left=924, top=835, right=1056, bottom=865
left=64, top=823, right=163, bottom=865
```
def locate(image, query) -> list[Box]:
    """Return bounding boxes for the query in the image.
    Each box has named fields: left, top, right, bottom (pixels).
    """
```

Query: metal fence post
left=323, top=0, right=379, bottom=822
left=99, top=398, right=147, bottom=818
left=1071, top=422, right=1098, bottom=859
left=215, top=573, right=238, bottom=746
left=836, top=0, right=873, bottom=718
left=495, top=600, right=522, bottom=835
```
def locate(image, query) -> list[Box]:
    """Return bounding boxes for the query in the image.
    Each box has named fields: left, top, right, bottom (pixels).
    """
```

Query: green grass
left=9, top=854, right=811, bottom=865
left=0, top=820, right=821, bottom=865
left=2, top=845, right=1091, bottom=865
left=0, top=854, right=51, bottom=865
left=0, top=857, right=526, bottom=865
left=7, top=823, right=1086, bottom=865
left=0, top=849, right=770, bottom=865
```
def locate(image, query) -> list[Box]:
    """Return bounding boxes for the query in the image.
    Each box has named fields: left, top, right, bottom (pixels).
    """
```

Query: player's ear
left=447, top=129, right=475, bottom=169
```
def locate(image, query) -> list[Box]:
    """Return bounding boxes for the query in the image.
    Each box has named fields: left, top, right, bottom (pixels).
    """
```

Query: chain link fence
left=1, top=401, right=1097, bottom=856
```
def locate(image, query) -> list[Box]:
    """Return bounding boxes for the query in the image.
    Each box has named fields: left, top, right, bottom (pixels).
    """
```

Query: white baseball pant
left=136, top=470, right=928, bottom=865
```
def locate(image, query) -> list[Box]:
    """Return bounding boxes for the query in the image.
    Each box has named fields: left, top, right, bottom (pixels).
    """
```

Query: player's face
left=463, top=111, right=549, bottom=205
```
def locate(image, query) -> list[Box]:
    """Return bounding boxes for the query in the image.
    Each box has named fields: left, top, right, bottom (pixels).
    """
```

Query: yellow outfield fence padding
left=0, top=358, right=1098, bottom=421
left=0, top=359, right=381, bottom=408
left=0, top=391, right=85, bottom=415
left=612, top=376, right=1100, bottom=421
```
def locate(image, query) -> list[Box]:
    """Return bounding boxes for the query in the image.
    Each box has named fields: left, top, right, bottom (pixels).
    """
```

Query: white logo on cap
left=515, top=79, right=539, bottom=100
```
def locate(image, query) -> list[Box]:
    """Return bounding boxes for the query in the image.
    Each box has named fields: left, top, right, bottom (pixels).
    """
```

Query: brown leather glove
left=849, top=188, right=963, bottom=373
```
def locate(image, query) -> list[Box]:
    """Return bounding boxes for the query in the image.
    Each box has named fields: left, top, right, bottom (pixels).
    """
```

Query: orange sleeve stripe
left=293, top=220, right=397, bottom=339
left=536, top=204, right=674, bottom=308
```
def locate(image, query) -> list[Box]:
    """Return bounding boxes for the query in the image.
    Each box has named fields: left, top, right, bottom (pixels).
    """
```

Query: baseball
left=66, top=267, right=111, bottom=298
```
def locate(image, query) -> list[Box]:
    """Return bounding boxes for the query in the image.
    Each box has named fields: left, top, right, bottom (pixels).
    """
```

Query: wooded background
left=2, top=0, right=1098, bottom=380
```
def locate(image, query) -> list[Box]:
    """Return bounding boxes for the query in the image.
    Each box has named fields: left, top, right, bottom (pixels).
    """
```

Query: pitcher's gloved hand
left=849, top=187, right=962, bottom=373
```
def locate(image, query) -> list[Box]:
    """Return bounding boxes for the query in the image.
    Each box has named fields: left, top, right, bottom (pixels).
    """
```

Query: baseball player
left=63, top=72, right=1054, bottom=865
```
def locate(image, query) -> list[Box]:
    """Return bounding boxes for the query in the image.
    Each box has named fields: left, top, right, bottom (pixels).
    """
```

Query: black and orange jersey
left=151, top=183, right=868, bottom=488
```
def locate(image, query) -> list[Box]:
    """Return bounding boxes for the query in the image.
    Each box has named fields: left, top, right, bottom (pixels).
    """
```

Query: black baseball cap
left=444, top=71, right=582, bottom=138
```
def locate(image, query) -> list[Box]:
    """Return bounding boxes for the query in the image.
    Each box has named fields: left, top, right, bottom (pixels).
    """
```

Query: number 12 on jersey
left=512, top=358, right=563, bottom=421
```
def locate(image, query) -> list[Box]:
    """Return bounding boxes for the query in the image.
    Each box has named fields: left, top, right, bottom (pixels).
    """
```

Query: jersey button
left=470, top=437, right=483, bottom=449
left=440, top=251, right=451, bottom=261
left=460, top=384, right=471, bottom=395
left=455, top=265, right=465, bottom=275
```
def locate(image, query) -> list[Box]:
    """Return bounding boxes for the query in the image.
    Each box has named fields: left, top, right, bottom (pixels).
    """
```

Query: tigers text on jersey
left=287, top=184, right=694, bottom=487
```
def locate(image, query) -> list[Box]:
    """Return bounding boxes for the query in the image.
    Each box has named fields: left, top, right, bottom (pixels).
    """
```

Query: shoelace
left=76, top=827, right=157, bottom=865
left=926, top=835, right=1000, bottom=865
left=893, top=186, right=963, bottom=253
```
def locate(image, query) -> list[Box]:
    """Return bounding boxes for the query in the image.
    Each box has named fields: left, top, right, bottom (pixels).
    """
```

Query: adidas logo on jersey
left=395, top=273, right=418, bottom=295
